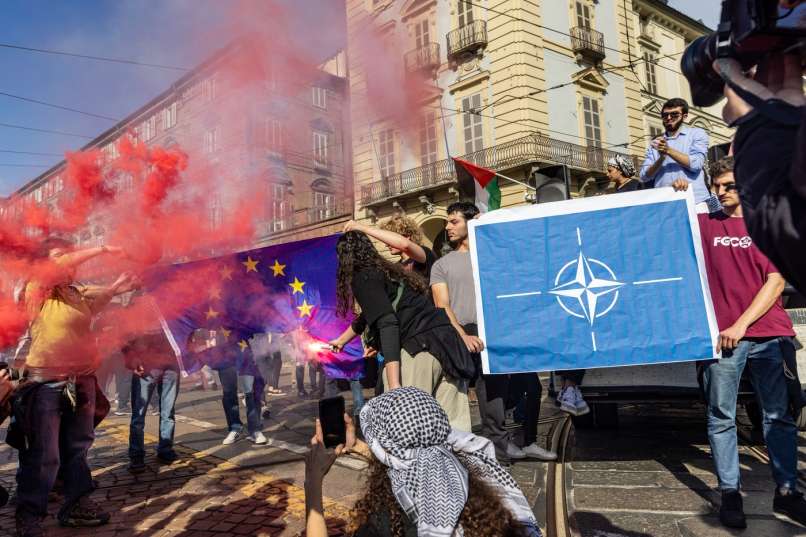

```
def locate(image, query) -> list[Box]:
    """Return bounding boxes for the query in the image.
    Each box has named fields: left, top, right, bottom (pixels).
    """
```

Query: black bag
left=780, top=337, right=806, bottom=420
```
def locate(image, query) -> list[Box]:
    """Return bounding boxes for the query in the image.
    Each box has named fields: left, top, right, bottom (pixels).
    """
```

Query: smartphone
left=318, top=396, right=346, bottom=448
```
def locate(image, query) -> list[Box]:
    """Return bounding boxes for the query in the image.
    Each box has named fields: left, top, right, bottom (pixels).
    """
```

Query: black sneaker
left=262, top=407, right=271, bottom=419
left=57, top=496, right=110, bottom=528
left=0, top=484, right=8, bottom=508
left=128, top=457, right=146, bottom=474
left=15, top=512, right=44, bottom=537
left=719, top=489, right=747, bottom=529
left=156, top=450, right=179, bottom=464
left=774, top=488, right=806, bottom=527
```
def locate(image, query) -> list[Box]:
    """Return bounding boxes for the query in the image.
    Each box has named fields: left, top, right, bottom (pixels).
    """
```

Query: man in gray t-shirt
left=430, top=251, right=476, bottom=327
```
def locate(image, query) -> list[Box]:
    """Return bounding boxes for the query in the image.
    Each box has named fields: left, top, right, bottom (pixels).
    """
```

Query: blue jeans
left=703, top=337, right=798, bottom=491
left=219, top=366, right=260, bottom=434
left=129, top=368, right=179, bottom=459
left=323, top=379, right=365, bottom=417
left=16, top=376, right=96, bottom=518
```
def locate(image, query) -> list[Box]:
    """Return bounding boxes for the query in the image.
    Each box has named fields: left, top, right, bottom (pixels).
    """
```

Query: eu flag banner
left=147, top=234, right=364, bottom=380
left=469, top=188, right=718, bottom=375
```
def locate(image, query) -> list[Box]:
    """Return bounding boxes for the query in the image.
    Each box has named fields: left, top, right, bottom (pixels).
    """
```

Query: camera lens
left=681, top=34, right=725, bottom=107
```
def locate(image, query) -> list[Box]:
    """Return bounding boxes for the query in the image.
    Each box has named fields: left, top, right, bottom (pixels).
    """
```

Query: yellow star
left=270, top=259, right=286, bottom=277
left=219, top=265, right=234, bottom=280
left=209, top=286, right=222, bottom=300
left=289, top=277, right=305, bottom=295
left=238, top=339, right=249, bottom=352
left=296, top=299, right=314, bottom=317
left=220, top=327, right=231, bottom=340
left=205, top=306, right=219, bottom=320
left=242, top=256, right=259, bottom=273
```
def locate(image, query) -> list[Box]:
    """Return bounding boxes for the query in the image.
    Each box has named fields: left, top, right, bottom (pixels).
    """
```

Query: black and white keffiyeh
left=359, top=387, right=542, bottom=537
left=607, top=154, right=636, bottom=178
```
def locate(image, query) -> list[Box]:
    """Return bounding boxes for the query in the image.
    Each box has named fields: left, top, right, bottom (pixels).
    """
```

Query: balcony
left=404, top=43, right=441, bottom=74
left=305, top=201, right=349, bottom=225
left=447, top=20, right=487, bottom=58
left=359, top=133, right=636, bottom=207
left=570, top=26, right=606, bottom=63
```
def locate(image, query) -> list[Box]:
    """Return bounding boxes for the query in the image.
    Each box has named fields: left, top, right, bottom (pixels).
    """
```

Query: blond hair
left=379, top=215, right=423, bottom=245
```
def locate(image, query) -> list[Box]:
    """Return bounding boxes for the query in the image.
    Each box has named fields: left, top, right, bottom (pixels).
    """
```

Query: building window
left=462, top=93, right=484, bottom=154
left=312, top=87, right=327, bottom=109
left=581, top=95, right=602, bottom=147
left=265, top=118, right=284, bottom=155
left=204, top=127, right=220, bottom=154
left=419, top=110, right=438, bottom=165
left=313, top=130, right=329, bottom=168
left=33, top=188, right=42, bottom=203
left=575, top=1, right=592, bottom=28
left=54, top=175, right=63, bottom=192
left=458, top=0, right=473, bottom=27
left=140, top=116, right=157, bottom=141
left=313, top=191, right=335, bottom=222
left=414, top=19, right=430, bottom=48
left=648, top=123, right=663, bottom=140
left=163, top=102, right=177, bottom=129
left=204, top=76, right=218, bottom=102
left=270, top=183, right=289, bottom=232
left=102, top=142, right=119, bottom=161
left=643, top=51, right=658, bottom=95
left=208, top=194, right=223, bottom=230
left=377, top=129, right=396, bottom=177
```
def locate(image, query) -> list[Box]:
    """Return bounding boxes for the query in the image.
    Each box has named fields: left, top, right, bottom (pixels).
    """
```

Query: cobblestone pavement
left=0, top=365, right=552, bottom=536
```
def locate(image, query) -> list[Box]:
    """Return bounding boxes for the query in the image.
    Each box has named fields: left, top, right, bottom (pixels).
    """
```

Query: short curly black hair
left=709, top=156, right=734, bottom=181
left=446, top=201, right=480, bottom=222
left=662, top=98, right=689, bottom=115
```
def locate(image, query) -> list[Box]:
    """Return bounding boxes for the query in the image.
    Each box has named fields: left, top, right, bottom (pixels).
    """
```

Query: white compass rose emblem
left=549, top=252, right=624, bottom=325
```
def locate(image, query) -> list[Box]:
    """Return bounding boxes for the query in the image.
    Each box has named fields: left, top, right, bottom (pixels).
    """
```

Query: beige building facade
left=346, top=0, right=732, bottom=254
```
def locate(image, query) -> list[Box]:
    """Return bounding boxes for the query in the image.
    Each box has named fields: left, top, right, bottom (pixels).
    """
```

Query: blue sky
left=0, top=1, right=718, bottom=196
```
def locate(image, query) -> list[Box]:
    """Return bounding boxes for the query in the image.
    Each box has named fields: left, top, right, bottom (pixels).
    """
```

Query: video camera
left=681, top=0, right=805, bottom=107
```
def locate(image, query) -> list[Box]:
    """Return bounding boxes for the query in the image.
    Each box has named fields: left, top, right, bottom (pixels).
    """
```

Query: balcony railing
left=447, top=20, right=488, bottom=57
left=359, top=133, right=637, bottom=206
left=305, top=201, right=349, bottom=225
left=404, top=43, right=441, bottom=73
left=570, top=26, right=606, bottom=62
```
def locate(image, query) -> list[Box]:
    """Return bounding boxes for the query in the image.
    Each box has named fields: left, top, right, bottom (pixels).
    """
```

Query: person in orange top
left=15, top=237, right=138, bottom=537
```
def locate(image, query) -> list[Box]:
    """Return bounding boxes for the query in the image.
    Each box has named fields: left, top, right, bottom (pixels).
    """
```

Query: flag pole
left=146, top=295, right=189, bottom=378
left=494, top=170, right=534, bottom=191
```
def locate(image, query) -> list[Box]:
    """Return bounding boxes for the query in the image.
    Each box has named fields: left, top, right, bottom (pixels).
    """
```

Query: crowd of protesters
left=1, top=84, right=804, bottom=537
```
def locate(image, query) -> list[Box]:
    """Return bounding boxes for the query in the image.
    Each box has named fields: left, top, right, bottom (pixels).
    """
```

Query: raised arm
left=640, top=140, right=665, bottom=183
left=343, top=220, right=426, bottom=263
left=53, top=245, right=125, bottom=270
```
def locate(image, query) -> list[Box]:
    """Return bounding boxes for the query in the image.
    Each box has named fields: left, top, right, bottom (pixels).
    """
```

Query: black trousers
left=556, top=369, right=586, bottom=385
left=476, top=372, right=543, bottom=458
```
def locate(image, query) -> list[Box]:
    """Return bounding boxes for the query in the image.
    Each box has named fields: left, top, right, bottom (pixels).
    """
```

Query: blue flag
left=469, top=189, right=718, bottom=374
left=146, top=234, right=364, bottom=380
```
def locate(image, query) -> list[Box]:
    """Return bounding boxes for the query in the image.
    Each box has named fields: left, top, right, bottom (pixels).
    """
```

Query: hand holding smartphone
left=318, top=396, right=346, bottom=448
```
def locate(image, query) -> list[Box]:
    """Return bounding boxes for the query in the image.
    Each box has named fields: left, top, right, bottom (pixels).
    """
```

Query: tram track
left=544, top=415, right=577, bottom=537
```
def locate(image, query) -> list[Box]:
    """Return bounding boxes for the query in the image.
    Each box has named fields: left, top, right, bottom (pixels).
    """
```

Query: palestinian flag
left=453, top=157, right=501, bottom=212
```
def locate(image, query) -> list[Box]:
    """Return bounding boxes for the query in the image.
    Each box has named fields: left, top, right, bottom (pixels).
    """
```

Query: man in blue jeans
left=696, top=157, right=805, bottom=529
left=118, top=294, right=182, bottom=472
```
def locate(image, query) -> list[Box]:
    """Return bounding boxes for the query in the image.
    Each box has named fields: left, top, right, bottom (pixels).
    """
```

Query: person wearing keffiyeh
left=606, top=155, right=642, bottom=193
left=304, top=387, right=542, bottom=537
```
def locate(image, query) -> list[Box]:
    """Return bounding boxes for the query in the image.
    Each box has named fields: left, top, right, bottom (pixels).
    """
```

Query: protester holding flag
left=335, top=231, right=474, bottom=430
left=13, top=237, right=137, bottom=536
left=696, top=157, right=806, bottom=529
left=431, top=202, right=556, bottom=462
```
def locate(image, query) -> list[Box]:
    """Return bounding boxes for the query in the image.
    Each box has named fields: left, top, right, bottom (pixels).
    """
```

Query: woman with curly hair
left=305, top=387, right=542, bottom=537
left=343, top=215, right=437, bottom=278
left=331, top=231, right=475, bottom=430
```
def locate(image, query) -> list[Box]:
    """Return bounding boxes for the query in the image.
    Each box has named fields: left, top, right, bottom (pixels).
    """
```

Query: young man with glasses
left=696, top=157, right=805, bottom=529
left=640, top=98, right=711, bottom=204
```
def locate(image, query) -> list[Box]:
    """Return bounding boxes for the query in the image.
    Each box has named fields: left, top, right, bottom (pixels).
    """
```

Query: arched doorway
left=420, top=217, right=449, bottom=258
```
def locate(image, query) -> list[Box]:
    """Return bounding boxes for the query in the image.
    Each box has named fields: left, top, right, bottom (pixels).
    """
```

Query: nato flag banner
left=469, top=188, right=718, bottom=374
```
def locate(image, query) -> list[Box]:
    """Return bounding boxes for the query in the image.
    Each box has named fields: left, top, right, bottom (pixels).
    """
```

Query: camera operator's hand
left=714, top=54, right=805, bottom=124
left=671, top=178, right=689, bottom=192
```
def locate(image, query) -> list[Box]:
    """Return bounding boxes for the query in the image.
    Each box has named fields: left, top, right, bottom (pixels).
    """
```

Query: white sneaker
left=222, top=431, right=242, bottom=445
left=505, top=442, right=527, bottom=460
left=555, top=386, right=567, bottom=407
left=559, top=388, right=577, bottom=415
left=573, top=387, right=590, bottom=416
left=248, top=431, right=267, bottom=445
left=522, top=442, right=557, bottom=461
